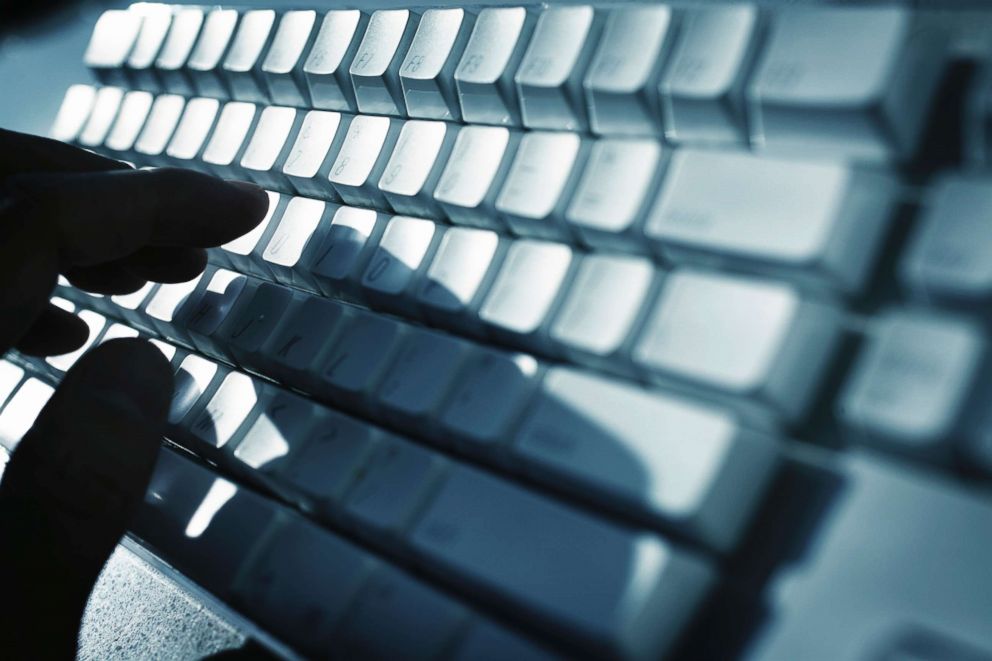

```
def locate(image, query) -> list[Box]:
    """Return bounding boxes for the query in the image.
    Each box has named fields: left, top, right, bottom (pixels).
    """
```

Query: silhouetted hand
left=0, top=128, right=269, bottom=658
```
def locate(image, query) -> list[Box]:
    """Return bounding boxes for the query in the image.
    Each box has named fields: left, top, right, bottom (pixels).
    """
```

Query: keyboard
left=2, top=2, right=992, bottom=659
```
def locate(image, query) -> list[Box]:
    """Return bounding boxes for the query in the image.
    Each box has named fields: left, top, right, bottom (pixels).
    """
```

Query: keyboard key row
left=82, top=3, right=948, bottom=156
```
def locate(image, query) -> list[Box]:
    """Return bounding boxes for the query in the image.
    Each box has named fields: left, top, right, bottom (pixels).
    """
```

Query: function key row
left=83, top=3, right=950, bottom=158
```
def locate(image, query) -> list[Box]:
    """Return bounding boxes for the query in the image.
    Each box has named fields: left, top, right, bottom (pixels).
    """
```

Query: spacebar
left=408, top=465, right=715, bottom=659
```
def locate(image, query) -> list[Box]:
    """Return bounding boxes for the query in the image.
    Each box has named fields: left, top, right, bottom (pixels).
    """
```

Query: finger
left=0, top=339, right=172, bottom=658
left=0, top=128, right=130, bottom=179
left=13, top=304, right=89, bottom=356
left=119, top=246, right=209, bottom=284
left=0, top=219, right=58, bottom=356
left=3, top=168, right=269, bottom=267
left=65, top=263, right=147, bottom=295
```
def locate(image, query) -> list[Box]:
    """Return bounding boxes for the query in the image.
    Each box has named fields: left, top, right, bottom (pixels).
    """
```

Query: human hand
left=0, top=128, right=269, bottom=657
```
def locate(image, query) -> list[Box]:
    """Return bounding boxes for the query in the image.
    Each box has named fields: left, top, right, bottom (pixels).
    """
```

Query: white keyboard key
left=78, top=86, right=124, bottom=148
left=155, top=7, right=204, bottom=95
left=496, top=131, right=586, bottom=240
left=350, top=9, right=419, bottom=116
left=125, top=3, right=173, bottom=91
left=839, top=310, right=986, bottom=458
left=378, top=119, right=456, bottom=217
left=0, top=379, right=55, bottom=452
left=112, top=282, right=157, bottom=331
left=151, top=339, right=180, bottom=366
left=645, top=150, right=896, bottom=293
left=515, top=368, right=778, bottom=550
left=634, top=269, right=841, bottom=421
left=901, top=174, right=992, bottom=304
left=317, top=312, right=408, bottom=410
left=479, top=239, right=575, bottom=351
left=50, top=84, right=97, bottom=143
left=232, top=391, right=319, bottom=472
left=659, top=6, right=760, bottom=145
left=440, top=350, right=541, bottom=450
left=169, top=354, right=222, bottom=426
left=185, top=269, right=252, bottom=357
left=418, top=226, right=503, bottom=330
left=144, top=272, right=205, bottom=342
left=328, top=114, right=402, bottom=208
left=187, top=8, right=240, bottom=98
left=303, top=10, right=367, bottom=112
left=222, top=9, right=277, bottom=103
left=376, top=329, right=470, bottom=432
left=360, top=215, right=442, bottom=314
left=0, top=361, right=25, bottom=410
left=218, top=282, right=296, bottom=370
left=164, top=96, right=220, bottom=169
left=133, top=93, right=185, bottom=164
left=434, top=125, right=519, bottom=229
left=565, top=138, right=663, bottom=251
left=748, top=7, right=947, bottom=160
left=97, top=323, right=139, bottom=345
left=584, top=6, right=675, bottom=136
left=189, top=371, right=267, bottom=450
left=263, top=296, right=352, bottom=389
left=515, top=6, right=602, bottom=131
left=282, top=110, right=349, bottom=200
left=400, top=8, right=473, bottom=120
left=84, top=10, right=143, bottom=85
left=262, top=196, right=328, bottom=289
left=220, top=191, right=285, bottom=276
left=308, top=206, right=387, bottom=299
left=262, top=10, right=318, bottom=107
left=240, top=106, right=304, bottom=189
left=550, top=253, right=657, bottom=368
left=46, top=310, right=107, bottom=375
left=455, top=7, right=533, bottom=126
left=410, top=466, right=714, bottom=658
left=343, top=435, right=449, bottom=540
left=201, top=101, right=260, bottom=179
left=104, top=90, right=154, bottom=154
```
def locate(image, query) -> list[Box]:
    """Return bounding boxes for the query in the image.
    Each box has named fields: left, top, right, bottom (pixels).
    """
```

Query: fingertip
left=226, top=180, right=271, bottom=222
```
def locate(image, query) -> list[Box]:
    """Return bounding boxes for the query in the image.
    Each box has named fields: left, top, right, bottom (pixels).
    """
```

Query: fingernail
left=226, top=180, right=270, bottom=218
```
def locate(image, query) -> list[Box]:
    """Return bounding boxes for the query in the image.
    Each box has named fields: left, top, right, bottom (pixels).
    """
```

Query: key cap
left=901, top=173, right=992, bottom=305
left=50, top=84, right=97, bottom=143
left=263, top=296, right=352, bottom=388
left=189, top=371, right=268, bottom=450
left=164, top=96, right=220, bottom=170
left=240, top=106, right=304, bottom=189
left=360, top=215, right=442, bottom=315
left=317, top=312, right=408, bottom=410
left=133, top=93, right=185, bottom=165
left=417, top=226, right=504, bottom=332
left=378, top=119, right=456, bottom=217
left=303, top=10, right=367, bottom=112
left=222, top=9, right=277, bottom=103
left=748, top=7, right=948, bottom=160
left=838, top=310, right=986, bottom=459
left=376, top=329, right=470, bottom=433
left=440, top=350, right=541, bottom=450
left=112, top=282, right=158, bottom=331
left=550, top=253, right=658, bottom=369
left=262, top=10, right=318, bottom=107
left=262, top=196, right=329, bottom=290
left=452, top=621, right=557, bottom=661
left=104, top=90, right=154, bottom=156
left=219, top=191, right=286, bottom=277
left=634, top=269, right=841, bottom=422
left=328, top=114, right=402, bottom=208
left=78, top=86, right=124, bottom=148
left=308, top=206, right=387, bottom=299
left=565, top=138, right=664, bottom=251
left=0, top=361, right=25, bottom=411
left=282, top=110, right=350, bottom=200
left=187, top=8, right=240, bottom=98
left=46, top=310, right=107, bottom=375
left=515, top=6, right=603, bottom=131
left=584, top=6, right=675, bottom=136
left=184, top=269, right=253, bottom=358
left=201, top=101, right=260, bottom=179
left=84, top=10, right=143, bottom=85
left=155, top=7, right=204, bottom=95
left=217, top=281, right=296, bottom=370
left=645, top=149, right=897, bottom=293
left=410, top=465, right=714, bottom=658
left=455, top=7, right=533, bottom=126
left=339, top=565, right=470, bottom=661
left=659, top=6, right=760, bottom=145
left=496, top=131, right=586, bottom=240
left=168, top=354, right=222, bottom=426
left=434, top=125, right=520, bottom=229
left=400, top=8, right=473, bottom=121
left=125, top=3, right=173, bottom=91
left=232, top=391, right=319, bottom=472
left=96, top=322, right=139, bottom=345
left=515, top=367, right=778, bottom=550
left=479, top=239, right=575, bottom=352
left=232, top=515, right=378, bottom=656
left=350, top=9, right=419, bottom=116
left=343, top=435, right=449, bottom=541
left=144, top=272, right=205, bottom=344
left=0, top=378, right=55, bottom=452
